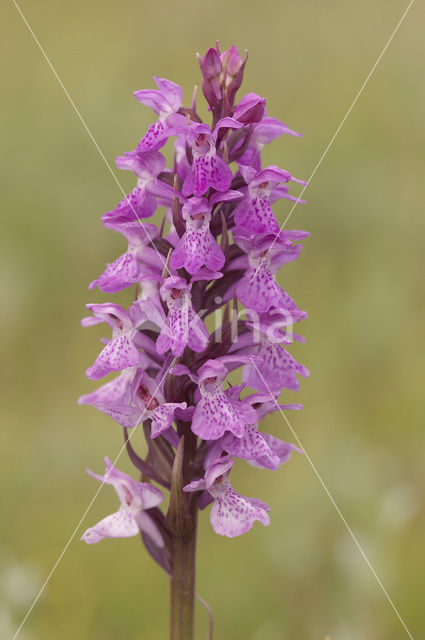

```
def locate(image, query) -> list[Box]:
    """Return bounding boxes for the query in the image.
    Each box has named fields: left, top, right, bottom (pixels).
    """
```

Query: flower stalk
left=169, top=518, right=197, bottom=640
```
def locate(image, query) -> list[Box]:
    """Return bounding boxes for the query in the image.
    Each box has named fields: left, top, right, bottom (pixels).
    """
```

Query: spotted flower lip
left=184, top=456, right=270, bottom=538
left=231, top=229, right=307, bottom=315
left=82, top=303, right=141, bottom=380
left=89, top=221, right=159, bottom=293
left=221, top=395, right=303, bottom=470
left=235, top=259, right=303, bottom=314
left=233, top=163, right=306, bottom=234
left=182, top=119, right=243, bottom=197
left=249, top=435, right=302, bottom=470
left=156, top=276, right=209, bottom=357
left=242, top=338, right=310, bottom=393
left=190, top=359, right=257, bottom=440
left=182, top=124, right=232, bottom=196
left=81, top=457, right=164, bottom=546
left=222, top=424, right=281, bottom=468
left=169, top=197, right=225, bottom=274
left=102, top=150, right=177, bottom=224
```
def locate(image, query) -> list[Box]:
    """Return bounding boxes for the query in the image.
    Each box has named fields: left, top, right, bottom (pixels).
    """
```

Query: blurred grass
left=1, top=0, right=424, bottom=638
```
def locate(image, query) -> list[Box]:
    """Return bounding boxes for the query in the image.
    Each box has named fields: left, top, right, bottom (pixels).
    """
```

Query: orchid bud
left=234, top=92, right=266, bottom=124
left=220, top=45, right=248, bottom=107
left=197, top=46, right=223, bottom=111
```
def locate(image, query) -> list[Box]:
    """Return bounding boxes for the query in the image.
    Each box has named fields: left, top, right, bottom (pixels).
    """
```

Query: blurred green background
left=1, top=0, right=424, bottom=638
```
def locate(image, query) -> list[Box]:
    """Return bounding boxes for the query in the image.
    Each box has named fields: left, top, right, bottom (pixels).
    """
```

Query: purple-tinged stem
left=169, top=513, right=197, bottom=640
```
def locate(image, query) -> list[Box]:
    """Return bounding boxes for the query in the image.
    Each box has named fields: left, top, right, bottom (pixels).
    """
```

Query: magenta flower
left=89, top=221, right=160, bottom=292
left=233, top=229, right=307, bottom=314
left=188, top=359, right=257, bottom=440
left=182, top=119, right=242, bottom=197
left=169, top=197, right=225, bottom=274
left=78, top=366, right=136, bottom=407
left=134, top=77, right=184, bottom=152
left=221, top=395, right=302, bottom=469
left=237, top=316, right=309, bottom=394
left=249, top=433, right=302, bottom=471
left=83, top=303, right=142, bottom=380
left=242, top=336, right=310, bottom=393
left=156, top=276, right=209, bottom=357
left=233, top=164, right=305, bottom=234
left=102, top=150, right=176, bottom=224
left=91, top=369, right=187, bottom=438
left=184, top=456, right=270, bottom=537
left=82, top=457, right=164, bottom=545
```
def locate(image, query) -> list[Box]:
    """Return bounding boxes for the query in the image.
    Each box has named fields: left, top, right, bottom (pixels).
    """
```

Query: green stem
left=169, top=512, right=197, bottom=640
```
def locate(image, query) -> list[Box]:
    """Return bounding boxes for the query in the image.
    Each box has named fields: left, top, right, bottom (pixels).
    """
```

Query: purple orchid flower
left=182, top=119, right=243, bottom=197
left=90, top=369, right=187, bottom=438
left=249, top=433, right=302, bottom=470
left=222, top=424, right=301, bottom=470
left=232, top=229, right=307, bottom=315
left=184, top=456, right=270, bottom=537
left=78, top=365, right=136, bottom=407
left=102, top=150, right=176, bottom=224
left=233, top=164, right=306, bottom=234
left=134, top=77, right=185, bottom=152
left=188, top=359, right=257, bottom=440
left=156, top=276, right=209, bottom=357
left=221, top=392, right=302, bottom=469
left=242, top=332, right=310, bottom=393
left=82, top=303, right=144, bottom=380
left=81, top=457, right=164, bottom=545
left=169, top=197, right=225, bottom=274
left=89, top=221, right=160, bottom=292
